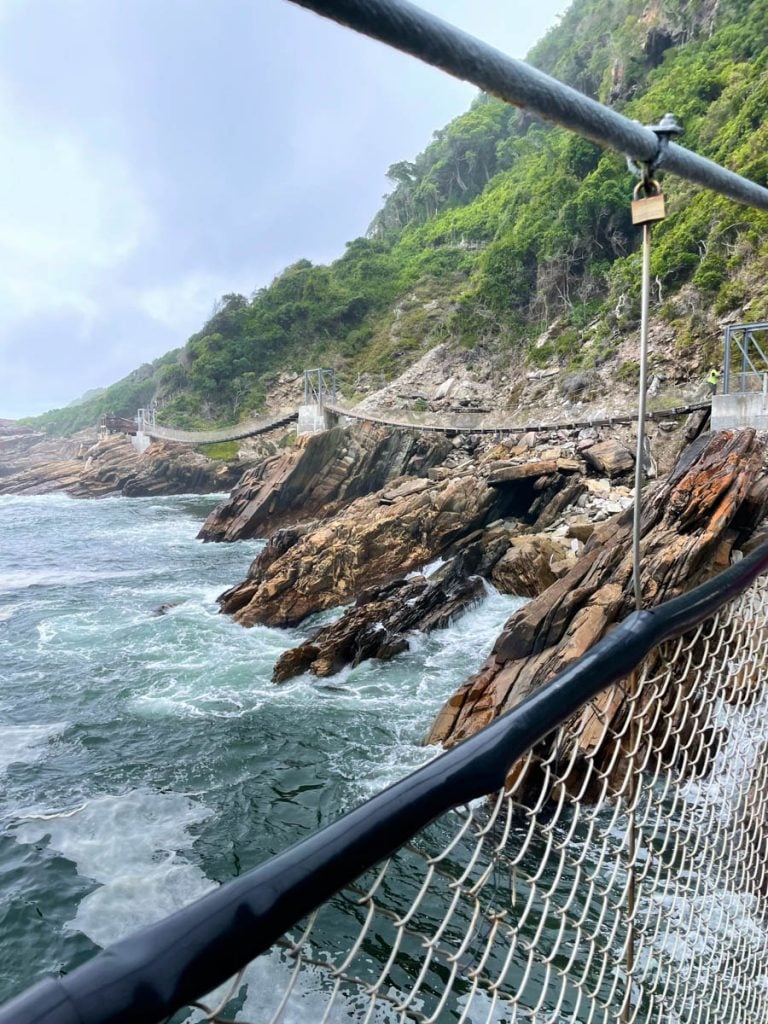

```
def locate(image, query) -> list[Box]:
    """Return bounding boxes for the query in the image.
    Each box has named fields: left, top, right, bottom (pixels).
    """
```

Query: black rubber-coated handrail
left=3, top=536, right=768, bottom=1024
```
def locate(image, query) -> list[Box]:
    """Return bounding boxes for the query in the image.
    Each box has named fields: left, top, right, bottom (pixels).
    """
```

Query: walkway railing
left=140, top=408, right=298, bottom=444
left=3, top=539, right=768, bottom=1024
left=723, top=323, right=768, bottom=394
left=327, top=401, right=710, bottom=435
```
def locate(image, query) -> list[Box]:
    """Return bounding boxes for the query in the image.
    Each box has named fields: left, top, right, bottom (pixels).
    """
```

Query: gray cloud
left=0, top=0, right=567, bottom=418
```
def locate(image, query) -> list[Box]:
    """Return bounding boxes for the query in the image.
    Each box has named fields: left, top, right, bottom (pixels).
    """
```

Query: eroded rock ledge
left=0, top=434, right=243, bottom=497
left=426, top=430, right=768, bottom=764
left=198, top=423, right=452, bottom=542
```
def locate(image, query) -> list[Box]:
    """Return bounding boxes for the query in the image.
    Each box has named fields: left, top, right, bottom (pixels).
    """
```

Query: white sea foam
left=0, top=722, right=65, bottom=775
left=406, top=556, right=446, bottom=580
left=0, top=567, right=153, bottom=593
left=14, top=790, right=215, bottom=948
left=238, top=953, right=405, bottom=1023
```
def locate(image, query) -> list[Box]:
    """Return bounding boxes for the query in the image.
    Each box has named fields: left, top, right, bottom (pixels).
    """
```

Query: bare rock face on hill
left=198, top=423, right=452, bottom=542
left=0, top=434, right=243, bottom=497
left=427, top=429, right=768, bottom=755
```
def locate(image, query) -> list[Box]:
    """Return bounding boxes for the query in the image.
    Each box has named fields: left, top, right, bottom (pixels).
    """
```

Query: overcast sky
left=0, top=0, right=568, bottom=419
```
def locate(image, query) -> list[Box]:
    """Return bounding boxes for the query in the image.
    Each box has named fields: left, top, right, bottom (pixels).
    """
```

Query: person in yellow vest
left=706, top=367, right=721, bottom=395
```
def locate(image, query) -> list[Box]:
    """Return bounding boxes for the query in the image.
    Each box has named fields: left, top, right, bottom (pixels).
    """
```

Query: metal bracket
left=626, top=112, right=683, bottom=184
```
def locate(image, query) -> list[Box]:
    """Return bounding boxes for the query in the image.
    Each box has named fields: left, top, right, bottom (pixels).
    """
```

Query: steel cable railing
left=139, top=409, right=298, bottom=445
left=324, top=401, right=710, bottom=436
left=289, top=0, right=768, bottom=213
left=2, top=538, right=768, bottom=1024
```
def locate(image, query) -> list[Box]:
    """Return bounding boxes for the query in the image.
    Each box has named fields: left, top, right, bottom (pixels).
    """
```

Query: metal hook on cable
left=626, top=112, right=682, bottom=182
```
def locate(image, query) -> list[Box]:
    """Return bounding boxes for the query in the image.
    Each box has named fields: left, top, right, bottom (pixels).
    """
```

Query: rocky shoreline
left=0, top=429, right=247, bottom=498
left=6, top=408, right=765, bottom=774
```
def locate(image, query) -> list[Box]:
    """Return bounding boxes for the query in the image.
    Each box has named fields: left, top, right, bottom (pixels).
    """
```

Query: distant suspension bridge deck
left=125, top=398, right=710, bottom=446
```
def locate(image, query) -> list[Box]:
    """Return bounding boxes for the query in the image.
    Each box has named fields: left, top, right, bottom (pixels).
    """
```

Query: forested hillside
left=28, top=0, right=768, bottom=434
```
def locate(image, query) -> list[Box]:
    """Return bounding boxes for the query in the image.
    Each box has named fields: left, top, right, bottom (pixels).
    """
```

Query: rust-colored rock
left=427, top=431, right=768, bottom=775
left=219, top=471, right=504, bottom=628
left=199, top=423, right=451, bottom=542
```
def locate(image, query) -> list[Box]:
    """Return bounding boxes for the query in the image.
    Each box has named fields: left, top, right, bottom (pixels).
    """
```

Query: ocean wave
left=13, top=789, right=215, bottom=948
left=0, top=722, right=66, bottom=776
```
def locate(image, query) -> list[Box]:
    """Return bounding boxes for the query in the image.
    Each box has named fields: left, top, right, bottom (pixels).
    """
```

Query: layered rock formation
left=272, top=565, right=486, bottom=683
left=0, top=429, right=87, bottom=484
left=216, top=428, right=610, bottom=630
left=427, top=430, right=768, bottom=761
left=198, top=423, right=452, bottom=542
left=271, top=526, right=576, bottom=683
left=218, top=471, right=505, bottom=628
left=0, top=433, right=243, bottom=497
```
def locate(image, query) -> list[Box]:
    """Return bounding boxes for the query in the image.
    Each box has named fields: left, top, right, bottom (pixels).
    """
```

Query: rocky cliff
left=198, top=422, right=453, bottom=542
left=426, top=429, right=768, bottom=769
left=0, top=432, right=244, bottom=498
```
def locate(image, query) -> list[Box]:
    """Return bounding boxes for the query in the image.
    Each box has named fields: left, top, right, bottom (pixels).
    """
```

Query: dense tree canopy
left=27, top=0, right=768, bottom=433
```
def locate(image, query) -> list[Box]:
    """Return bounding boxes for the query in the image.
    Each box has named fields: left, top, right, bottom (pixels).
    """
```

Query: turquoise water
left=0, top=493, right=521, bottom=1009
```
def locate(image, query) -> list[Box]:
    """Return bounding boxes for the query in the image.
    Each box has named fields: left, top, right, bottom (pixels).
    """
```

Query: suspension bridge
left=111, top=324, right=768, bottom=449
left=6, top=1, right=768, bottom=1022
left=112, top=389, right=712, bottom=449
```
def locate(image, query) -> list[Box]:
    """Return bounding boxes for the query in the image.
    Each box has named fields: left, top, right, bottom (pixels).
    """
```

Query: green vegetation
left=26, top=0, right=768, bottom=435
left=195, top=441, right=239, bottom=461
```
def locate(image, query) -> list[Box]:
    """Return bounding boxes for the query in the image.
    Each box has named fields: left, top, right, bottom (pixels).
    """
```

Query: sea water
left=0, top=492, right=523, bottom=1008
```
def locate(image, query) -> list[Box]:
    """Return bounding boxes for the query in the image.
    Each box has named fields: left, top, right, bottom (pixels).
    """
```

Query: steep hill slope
left=26, top=0, right=768, bottom=435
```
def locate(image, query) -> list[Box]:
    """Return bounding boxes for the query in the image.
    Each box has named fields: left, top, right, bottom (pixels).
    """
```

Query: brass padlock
left=631, top=179, right=666, bottom=225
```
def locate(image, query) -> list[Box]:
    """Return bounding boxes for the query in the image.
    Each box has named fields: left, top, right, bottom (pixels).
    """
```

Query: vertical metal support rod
left=741, top=328, right=748, bottom=392
left=625, top=219, right=652, bottom=1024
left=724, top=326, right=731, bottom=395
left=632, top=221, right=651, bottom=611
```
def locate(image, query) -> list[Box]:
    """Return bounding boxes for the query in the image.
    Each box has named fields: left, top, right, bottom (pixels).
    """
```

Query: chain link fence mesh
left=183, top=578, right=768, bottom=1024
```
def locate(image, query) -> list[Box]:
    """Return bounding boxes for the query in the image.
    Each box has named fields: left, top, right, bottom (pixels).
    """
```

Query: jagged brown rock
left=0, top=434, right=242, bottom=497
left=491, top=535, right=575, bottom=597
left=272, top=563, right=486, bottom=683
left=427, top=431, right=768, bottom=762
left=198, top=423, right=451, bottom=542
left=219, top=470, right=510, bottom=628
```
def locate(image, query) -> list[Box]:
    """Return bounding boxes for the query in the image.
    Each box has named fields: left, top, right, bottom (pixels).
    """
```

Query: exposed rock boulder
left=582, top=439, right=634, bottom=477
left=272, top=561, right=486, bottom=684
left=491, top=535, right=575, bottom=597
left=199, top=423, right=452, bottom=542
left=219, top=469, right=509, bottom=628
left=427, top=430, right=768, bottom=757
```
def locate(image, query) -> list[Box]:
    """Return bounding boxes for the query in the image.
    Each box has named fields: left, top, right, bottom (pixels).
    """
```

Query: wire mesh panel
left=185, top=578, right=768, bottom=1024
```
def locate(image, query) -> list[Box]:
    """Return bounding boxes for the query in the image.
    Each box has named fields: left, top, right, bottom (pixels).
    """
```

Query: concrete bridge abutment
left=297, top=404, right=335, bottom=436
